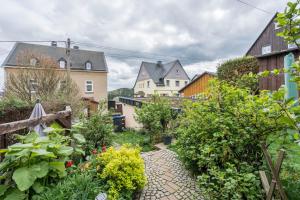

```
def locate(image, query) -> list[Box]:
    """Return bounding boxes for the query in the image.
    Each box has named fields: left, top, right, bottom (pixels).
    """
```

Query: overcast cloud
left=0, top=0, right=290, bottom=91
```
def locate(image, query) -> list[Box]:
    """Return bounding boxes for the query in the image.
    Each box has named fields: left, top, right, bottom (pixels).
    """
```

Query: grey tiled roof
left=142, top=60, right=178, bottom=85
left=2, top=42, right=108, bottom=72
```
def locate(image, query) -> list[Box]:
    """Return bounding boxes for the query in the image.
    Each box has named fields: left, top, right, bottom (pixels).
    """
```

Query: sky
left=0, top=0, right=290, bottom=91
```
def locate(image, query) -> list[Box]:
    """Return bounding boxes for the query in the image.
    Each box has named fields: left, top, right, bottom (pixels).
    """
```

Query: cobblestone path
left=136, top=145, right=203, bottom=200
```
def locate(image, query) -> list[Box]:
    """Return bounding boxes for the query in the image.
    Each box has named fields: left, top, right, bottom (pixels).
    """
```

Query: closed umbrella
left=29, top=100, right=47, bottom=136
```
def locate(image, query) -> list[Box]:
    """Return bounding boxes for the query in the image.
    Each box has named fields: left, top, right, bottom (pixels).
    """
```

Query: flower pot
left=163, top=136, right=172, bottom=145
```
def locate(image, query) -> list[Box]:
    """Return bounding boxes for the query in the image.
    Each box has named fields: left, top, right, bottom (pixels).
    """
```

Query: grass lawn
left=112, top=130, right=155, bottom=152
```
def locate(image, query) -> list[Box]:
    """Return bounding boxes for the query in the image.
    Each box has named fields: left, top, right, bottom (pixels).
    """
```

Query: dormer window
left=59, top=59, right=66, bottom=69
left=30, top=58, right=37, bottom=66
left=262, top=45, right=271, bottom=55
left=85, top=61, right=92, bottom=70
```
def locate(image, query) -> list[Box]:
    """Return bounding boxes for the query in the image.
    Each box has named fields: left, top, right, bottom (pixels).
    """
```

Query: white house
left=133, top=60, right=190, bottom=97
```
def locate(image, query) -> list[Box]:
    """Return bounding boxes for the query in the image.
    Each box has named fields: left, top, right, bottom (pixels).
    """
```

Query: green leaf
left=30, top=149, right=56, bottom=158
left=4, top=189, right=26, bottom=200
left=0, top=185, right=9, bottom=196
left=74, top=147, right=85, bottom=155
left=12, top=167, right=36, bottom=191
left=32, top=182, right=44, bottom=194
left=9, top=143, right=33, bottom=150
left=0, top=149, right=8, bottom=154
left=73, top=134, right=86, bottom=144
left=57, top=146, right=73, bottom=156
left=49, top=161, right=65, bottom=172
left=293, top=133, right=299, bottom=140
left=30, top=162, right=49, bottom=178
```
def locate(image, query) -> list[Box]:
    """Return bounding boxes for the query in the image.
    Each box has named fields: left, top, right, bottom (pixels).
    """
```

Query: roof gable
left=246, top=13, right=277, bottom=56
left=2, top=42, right=108, bottom=71
left=179, top=71, right=215, bottom=92
left=246, top=13, right=295, bottom=57
left=134, top=60, right=189, bottom=86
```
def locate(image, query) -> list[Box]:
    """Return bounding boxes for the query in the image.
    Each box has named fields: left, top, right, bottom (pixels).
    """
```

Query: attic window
left=262, top=45, right=271, bottom=55
left=274, top=22, right=280, bottom=30
left=30, top=58, right=37, bottom=66
left=59, top=59, right=66, bottom=69
left=85, top=62, right=92, bottom=70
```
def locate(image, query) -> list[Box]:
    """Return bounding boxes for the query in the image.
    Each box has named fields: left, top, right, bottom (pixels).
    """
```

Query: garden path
left=136, top=144, right=203, bottom=200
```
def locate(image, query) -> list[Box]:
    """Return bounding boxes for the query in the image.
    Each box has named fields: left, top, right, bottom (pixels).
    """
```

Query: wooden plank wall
left=258, top=51, right=299, bottom=91
left=182, top=74, right=214, bottom=97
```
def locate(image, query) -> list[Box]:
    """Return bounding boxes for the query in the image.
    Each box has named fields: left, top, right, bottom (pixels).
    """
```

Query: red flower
left=102, top=145, right=106, bottom=152
left=66, top=160, right=73, bottom=168
left=91, top=149, right=97, bottom=155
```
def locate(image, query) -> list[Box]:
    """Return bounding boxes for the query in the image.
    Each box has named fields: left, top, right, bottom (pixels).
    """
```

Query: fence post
left=284, top=53, right=298, bottom=104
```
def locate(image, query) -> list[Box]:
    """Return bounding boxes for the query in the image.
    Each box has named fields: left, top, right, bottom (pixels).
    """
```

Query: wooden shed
left=179, top=72, right=215, bottom=97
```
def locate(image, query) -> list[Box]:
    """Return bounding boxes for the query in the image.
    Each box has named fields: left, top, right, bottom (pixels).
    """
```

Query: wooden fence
left=0, top=109, right=71, bottom=150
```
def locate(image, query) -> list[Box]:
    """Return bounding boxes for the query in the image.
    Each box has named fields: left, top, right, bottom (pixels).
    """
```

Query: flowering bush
left=176, top=80, right=291, bottom=199
left=95, top=145, right=147, bottom=200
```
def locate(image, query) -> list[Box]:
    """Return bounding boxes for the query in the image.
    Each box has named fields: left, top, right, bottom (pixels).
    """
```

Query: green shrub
left=176, top=80, right=290, bottom=199
left=0, top=97, right=30, bottom=115
left=33, top=171, right=104, bottom=200
left=217, top=56, right=259, bottom=90
left=96, top=145, right=147, bottom=200
left=135, top=95, right=172, bottom=143
left=79, top=101, right=113, bottom=152
left=0, top=130, right=85, bottom=199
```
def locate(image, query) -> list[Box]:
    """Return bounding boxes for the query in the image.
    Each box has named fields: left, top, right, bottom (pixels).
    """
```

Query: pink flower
left=91, top=149, right=97, bottom=155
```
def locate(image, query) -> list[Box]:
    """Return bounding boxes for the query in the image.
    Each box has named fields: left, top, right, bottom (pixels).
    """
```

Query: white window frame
left=147, top=81, right=150, bottom=88
left=288, top=43, right=297, bottom=49
left=262, top=45, right=271, bottom=55
left=166, top=80, right=170, bottom=86
left=59, top=60, right=66, bottom=69
left=175, top=80, right=180, bottom=87
left=288, top=39, right=300, bottom=49
left=85, top=80, right=93, bottom=93
left=274, top=22, right=280, bottom=30
left=85, top=62, right=92, bottom=70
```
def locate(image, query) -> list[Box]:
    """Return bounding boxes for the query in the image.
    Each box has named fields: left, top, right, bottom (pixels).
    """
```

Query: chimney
left=157, top=61, right=162, bottom=66
left=51, top=41, right=57, bottom=47
left=73, top=46, right=79, bottom=50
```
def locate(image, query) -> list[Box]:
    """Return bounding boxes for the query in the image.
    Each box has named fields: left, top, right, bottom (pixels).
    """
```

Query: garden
left=1, top=1, right=300, bottom=200
left=0, top=101, right=147, bottom=200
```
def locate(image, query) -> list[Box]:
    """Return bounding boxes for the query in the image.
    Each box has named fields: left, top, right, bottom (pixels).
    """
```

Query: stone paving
left=136, top=144, right=203, bottom=200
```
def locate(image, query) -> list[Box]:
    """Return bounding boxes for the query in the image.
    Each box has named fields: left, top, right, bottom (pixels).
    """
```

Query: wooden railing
left=0, top=109, right=72, bottom=150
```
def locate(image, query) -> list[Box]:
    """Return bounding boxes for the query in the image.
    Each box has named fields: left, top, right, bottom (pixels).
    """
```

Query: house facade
left=2, top=42, right=108, bottom=101
left=246, top=13, right=300, bottom=91
left=133, top=60, right=190, bottom=97
left=179, top=71, right=215, bottom=97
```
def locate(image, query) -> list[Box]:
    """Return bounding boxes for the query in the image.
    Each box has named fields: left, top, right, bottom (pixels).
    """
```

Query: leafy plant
left=176, top=80, right=291, bottom=199
left=276, top=0, right=300, bottom=49
left=33, top=171, right=104, bottom=200
left=135, top=95, right=172, bottom=143
left=0, top=130, right=85, bottom=199
left=79, top=101, right=113, bottom=153
left=95, top=145, right=147, bottom=200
